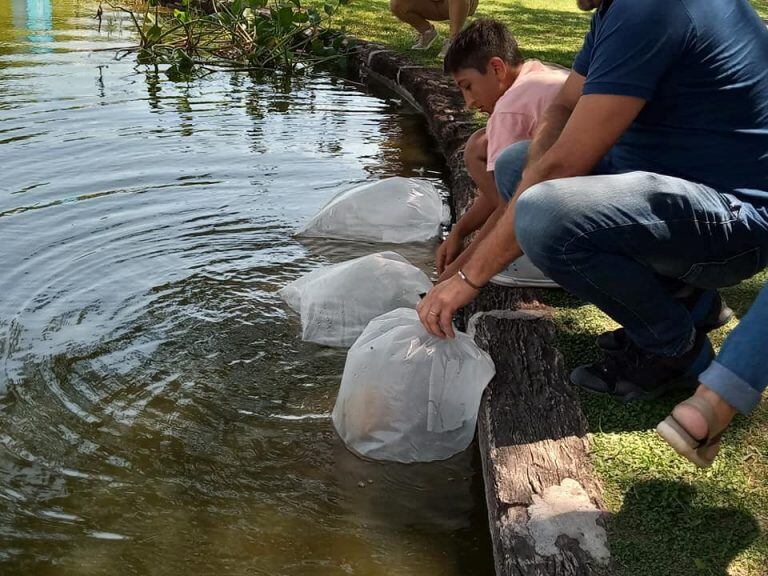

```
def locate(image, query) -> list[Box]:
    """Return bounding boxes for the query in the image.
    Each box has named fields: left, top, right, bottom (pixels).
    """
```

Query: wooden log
left=470, top=311, right=609, bottom=575
left=345, top=40, right=610, bottom=575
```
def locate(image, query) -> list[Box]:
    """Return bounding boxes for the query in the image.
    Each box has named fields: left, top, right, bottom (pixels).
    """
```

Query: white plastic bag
left=299, top=177, right=445, bottom=243
left=332, top=308, right=495, bottom=463
left=280, top=252, right=432, bottom=347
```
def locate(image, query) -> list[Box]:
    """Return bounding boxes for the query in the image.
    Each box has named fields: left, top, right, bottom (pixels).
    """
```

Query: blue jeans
left=493, top=141, right=768, bottom=360
left=699, top=283, right=768, bottom=414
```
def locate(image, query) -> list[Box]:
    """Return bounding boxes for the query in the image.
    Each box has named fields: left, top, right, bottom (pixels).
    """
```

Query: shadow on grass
left=609, top=480, right=760, bottom=576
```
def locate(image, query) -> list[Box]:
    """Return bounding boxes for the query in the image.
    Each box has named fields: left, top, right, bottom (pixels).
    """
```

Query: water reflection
left=0, top=1, right=490, bottom=574
left=12, top=0, right=53, bottom=44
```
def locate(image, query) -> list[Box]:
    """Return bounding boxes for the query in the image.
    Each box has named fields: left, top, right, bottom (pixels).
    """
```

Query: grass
left=546, top=273, right=768, bottom=576
left=338, top=1, right=768, bottom=575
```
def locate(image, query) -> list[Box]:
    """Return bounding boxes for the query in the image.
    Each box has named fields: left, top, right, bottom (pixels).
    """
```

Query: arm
left=449, top=189, right=498, bottom=242
left=437, top=201, right=504, bottom=281
left=418, top=87, right=647, bottom=338
left=462, top=91, right=646, bottom=286
left=436, top=191, right=498, bottom=275
left=527, top=72, right=586, bottom=166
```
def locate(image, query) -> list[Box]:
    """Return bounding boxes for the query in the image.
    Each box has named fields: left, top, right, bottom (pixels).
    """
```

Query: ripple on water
left=0, top=2, right=491, bottom=575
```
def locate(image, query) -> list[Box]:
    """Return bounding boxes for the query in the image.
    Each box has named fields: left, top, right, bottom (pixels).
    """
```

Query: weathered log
left=345, top=39, right=610, bottom=576
left=470, top=311, right=609, bottom=575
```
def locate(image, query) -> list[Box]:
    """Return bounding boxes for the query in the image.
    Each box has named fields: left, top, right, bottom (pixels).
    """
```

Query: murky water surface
left=0, top=1, right=493, bottom=574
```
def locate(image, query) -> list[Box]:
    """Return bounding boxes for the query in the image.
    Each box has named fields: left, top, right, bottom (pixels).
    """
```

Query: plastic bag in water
left=298, top=177, right=445, bottom=243
left=280, top=252, right=433, bottom=348
left=332, top=308, right=495, bottom=463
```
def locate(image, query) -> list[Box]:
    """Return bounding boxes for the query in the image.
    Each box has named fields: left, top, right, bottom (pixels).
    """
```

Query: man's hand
left=416, top=274, right=479, bottom=338
left=436, top=231, right=465, bottom=275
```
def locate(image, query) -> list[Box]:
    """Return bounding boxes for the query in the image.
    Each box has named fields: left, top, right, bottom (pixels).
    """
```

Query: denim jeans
left=699, top=283, right=768, bottom=414
left=493, top=140, right=768, bottom=358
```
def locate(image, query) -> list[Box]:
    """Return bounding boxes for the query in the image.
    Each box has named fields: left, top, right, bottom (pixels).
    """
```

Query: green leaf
left=173, top=9, right=190, bottom=23
left=289, top=0, right=301, bottom=7
left=277, top=5, right=294, bottom=28
left=323, top=3, right=335, bottom=16
left=293, top=11, right=309, bottom=23
left=338, top=0, right=349, bottom=5
left=231, top=0, right=243, bottom=16
left=307, top=7, right=321, bottom=25
left=146, top=23, right=162, bottom=44
left=137, top=49, right=153, bottom=64
left=248, top=0, right=268, bottom=8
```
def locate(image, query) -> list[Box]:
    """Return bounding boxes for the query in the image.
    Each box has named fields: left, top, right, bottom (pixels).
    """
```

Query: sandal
left=656, top=396, right=724, bottom=468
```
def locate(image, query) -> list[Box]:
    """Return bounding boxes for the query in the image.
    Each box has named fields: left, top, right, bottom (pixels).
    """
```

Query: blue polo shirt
left=573, top=0, right=768, bottom=202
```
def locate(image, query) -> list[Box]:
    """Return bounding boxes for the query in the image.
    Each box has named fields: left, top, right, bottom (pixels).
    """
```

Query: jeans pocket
left=680, top=247, right=762, bottom=289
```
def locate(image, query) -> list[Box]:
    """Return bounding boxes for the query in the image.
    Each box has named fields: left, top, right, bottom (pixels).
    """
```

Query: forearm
left=462, top=202, right=522, bottom=286
left=451, top=192, right=499, bottom=238
left=526, top=103, right=573, bottom=167
left=438, top=204, right=505, bottom=281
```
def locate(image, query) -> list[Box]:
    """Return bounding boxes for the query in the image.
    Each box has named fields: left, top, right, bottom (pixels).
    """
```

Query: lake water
left=0, top=1, right=493, bottom=574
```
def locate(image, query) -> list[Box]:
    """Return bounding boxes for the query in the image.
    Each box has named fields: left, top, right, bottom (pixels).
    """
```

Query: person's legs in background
left=389, top=0, right=448, bottom=49
left=513, top=171, right=768, bottom=399
left=439, top=0, right=474, bottom=56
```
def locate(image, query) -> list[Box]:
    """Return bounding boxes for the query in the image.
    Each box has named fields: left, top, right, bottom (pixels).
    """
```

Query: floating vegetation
left=107, top=0, right=351, bottom=77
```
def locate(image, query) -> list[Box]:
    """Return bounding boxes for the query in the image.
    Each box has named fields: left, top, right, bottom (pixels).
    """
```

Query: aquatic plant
left=108, top=0, right=350, bottom=76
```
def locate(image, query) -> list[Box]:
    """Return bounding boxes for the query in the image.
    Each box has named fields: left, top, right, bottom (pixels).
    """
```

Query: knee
left=515, top=179, right=584, bottom=260
left=463, top=128, right=487, bottom=166
left=493, top=140, right=530, bottom=202
left=390, top=0, right=407, bottom=17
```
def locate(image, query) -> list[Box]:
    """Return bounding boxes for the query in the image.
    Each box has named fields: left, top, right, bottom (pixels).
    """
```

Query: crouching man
left=417, top=0, right=768, bottom=431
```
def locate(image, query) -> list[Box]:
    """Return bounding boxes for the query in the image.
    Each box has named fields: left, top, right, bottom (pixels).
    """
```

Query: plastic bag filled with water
left=280, top=252, right=433, bottom=348
left=298, top=177, right=446, bottom=243
left=332, top=308, right=495, bottom=463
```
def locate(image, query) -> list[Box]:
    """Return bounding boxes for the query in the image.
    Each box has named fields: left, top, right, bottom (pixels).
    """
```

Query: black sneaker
left=571, top=331, right=714, bottom=402
left=597, top=289, right=732, bottom=352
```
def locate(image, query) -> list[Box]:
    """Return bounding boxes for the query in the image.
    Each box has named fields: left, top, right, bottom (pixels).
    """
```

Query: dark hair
left=443, top=19, right=523, bottom=75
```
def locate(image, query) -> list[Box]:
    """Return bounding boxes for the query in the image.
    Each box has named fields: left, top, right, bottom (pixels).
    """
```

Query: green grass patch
left=339, top=1, right=768, bottom=574
left=546, top=272, right=768, bottom=576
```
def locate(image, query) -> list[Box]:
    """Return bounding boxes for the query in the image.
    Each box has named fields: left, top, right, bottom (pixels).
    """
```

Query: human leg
left=700, top=281, right=768, bottom=413
left=516, top=172, right=768, bottom=356
left=390, top=0, right=447, bottom=43
left=447, top=0, right=471, bottom=38
left=657, top=281, right=768, bottom=466
left=492, top=140, right=530, bottom=202
left=486, top=140, right=559, bottom=288
left=514, top=171, right=768, bottom=395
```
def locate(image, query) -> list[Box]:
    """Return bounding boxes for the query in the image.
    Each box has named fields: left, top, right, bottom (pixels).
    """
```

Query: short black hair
left=443, top=19, right=523, bottom=75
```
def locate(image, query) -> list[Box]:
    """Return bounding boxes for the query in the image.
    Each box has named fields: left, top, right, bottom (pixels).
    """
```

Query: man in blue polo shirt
left=417, top=0, right=768, bottom=415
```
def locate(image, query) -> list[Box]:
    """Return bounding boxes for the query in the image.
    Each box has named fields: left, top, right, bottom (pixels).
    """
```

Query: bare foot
left=672, top=384, right=737, bottom=440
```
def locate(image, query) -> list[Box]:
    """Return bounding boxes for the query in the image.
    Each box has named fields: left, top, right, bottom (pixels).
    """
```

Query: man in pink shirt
left=437, top=19, right=567, bottom=286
